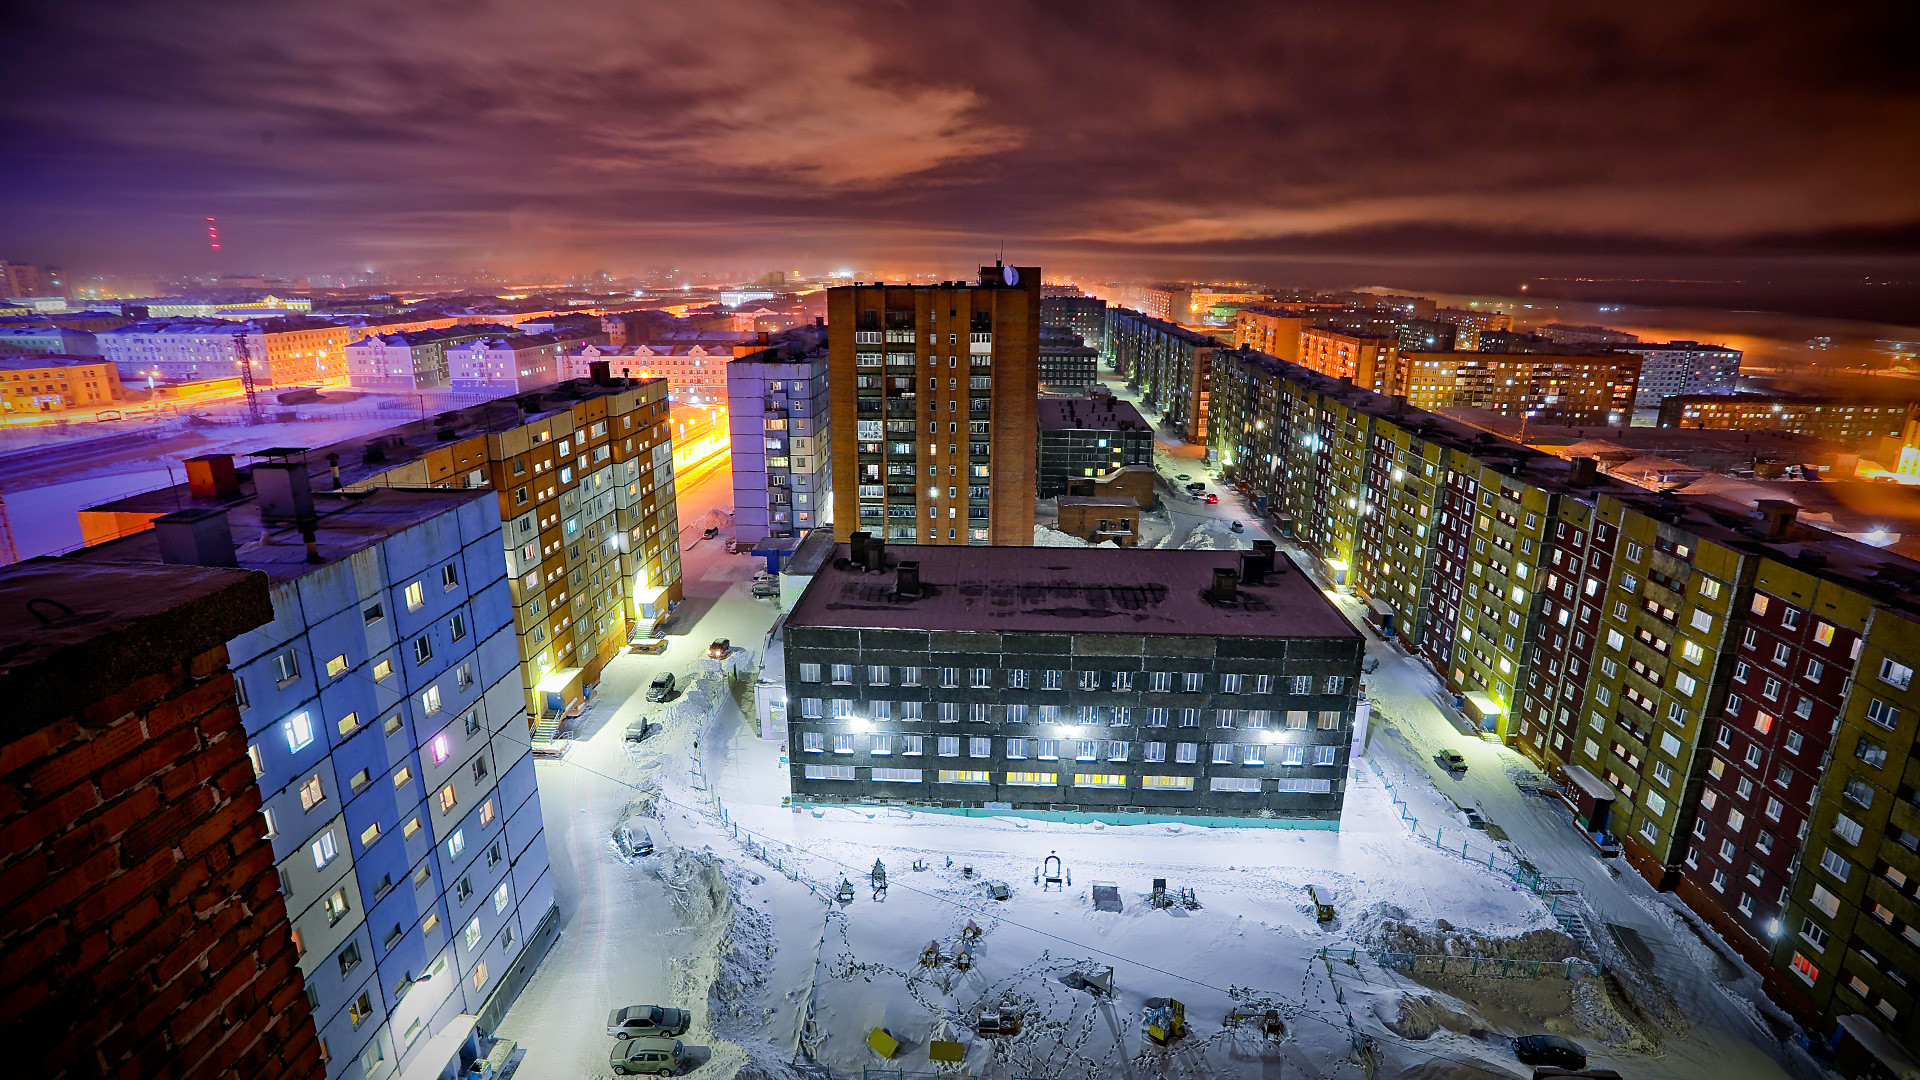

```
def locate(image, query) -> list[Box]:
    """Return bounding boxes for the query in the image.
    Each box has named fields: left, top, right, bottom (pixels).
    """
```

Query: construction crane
left=232, top=329, right=264, bottom=425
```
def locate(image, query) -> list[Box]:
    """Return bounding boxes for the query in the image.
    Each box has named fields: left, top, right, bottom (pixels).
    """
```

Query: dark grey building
left=1039, top=325, right=1100, bottom=391
left=781, top=538, right=1364, bottom=821
left=1040, top=294, right=1107, bottom=353
left=1037, top=392, right=1154, bottom=497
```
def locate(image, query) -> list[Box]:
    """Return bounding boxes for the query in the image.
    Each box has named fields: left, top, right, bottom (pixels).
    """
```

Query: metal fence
left=1319, top=946, right=1602, bottom=981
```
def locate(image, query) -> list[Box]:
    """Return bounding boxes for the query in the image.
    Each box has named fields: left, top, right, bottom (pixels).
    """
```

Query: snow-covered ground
left=490, top=382, right=1826, bottom=1080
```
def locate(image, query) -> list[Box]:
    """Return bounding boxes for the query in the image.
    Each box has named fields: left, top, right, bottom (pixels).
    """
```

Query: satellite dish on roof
left=1003, top=264, right=1019, bottom=287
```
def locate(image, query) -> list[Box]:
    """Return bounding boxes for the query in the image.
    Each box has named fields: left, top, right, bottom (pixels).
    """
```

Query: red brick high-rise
left=0, top=559, right=324, bottom=1080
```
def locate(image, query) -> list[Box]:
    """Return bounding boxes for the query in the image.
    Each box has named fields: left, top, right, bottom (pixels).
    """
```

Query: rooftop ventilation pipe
left=1755, top=499, right=1800, bottom=541
left=184, top=454, right=240, bottom=499
left=896, top=560, right=922, bottom=597
left=1209, top=567, right=1239, bottom=603
left=252, top=462, right=315, bottom=522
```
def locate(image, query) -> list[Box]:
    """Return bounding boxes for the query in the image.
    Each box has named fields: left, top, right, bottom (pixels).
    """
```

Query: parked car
left=702, top=526, right=719, bottom=539
left=1513, top=1033, right=1586, bottom=1069
left=616, top=824, right=654, bottom=857
left=608, top=1005, right=690, bottom=1039
left=628, top=637, right=667, bottom=655
left=1463, top=807, right=1486, bottom=830
left=1229, top=520, right=1244, bottom=532
left=707, top=638, right=731, bottom=659
left=1439, top=749, right=1468, bottom=772
left=609, top=1036, right=688, bottom=1075
left=1185, top=481, right=1207, bottom=493
left=645, top=672, right=677, bottom=703
left=1176, top=473, right=1192, bottom=481
left=751, top=581, right=780, bottom=599
left=624, top=717, right=652, bottom=742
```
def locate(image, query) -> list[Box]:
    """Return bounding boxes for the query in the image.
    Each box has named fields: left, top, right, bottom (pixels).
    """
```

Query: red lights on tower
left=206, top=216, right=221, bottom=250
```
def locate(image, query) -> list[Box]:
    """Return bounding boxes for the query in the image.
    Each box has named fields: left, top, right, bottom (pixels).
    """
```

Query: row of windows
left=796, top=663, right=1343, bottom=695
left=799, top=765, right=1334, bottom=794
left=798, top=732, right=1341, bottom=765
left=796, top=699, right=1344, bottom=728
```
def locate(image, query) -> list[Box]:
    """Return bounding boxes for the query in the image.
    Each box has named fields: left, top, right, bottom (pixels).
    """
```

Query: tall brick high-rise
left=0, top=557, right=325, bottom=1080
left=828, top=265, right=1040, bottom=546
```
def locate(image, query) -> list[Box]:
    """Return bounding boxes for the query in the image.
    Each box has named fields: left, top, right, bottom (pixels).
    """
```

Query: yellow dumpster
left=928, top=1040, right=965, bottom=1063
left=866, top=1028, right=901, bottom=1059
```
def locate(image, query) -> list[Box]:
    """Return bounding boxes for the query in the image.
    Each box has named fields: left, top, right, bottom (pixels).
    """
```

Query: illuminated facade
left=1297, top=327, right=1398, bottom=392
left=0, top=354, right=120, bottom=411
left=101, top=316, right=351, bottom=385
left=728, top=332, right=832, bottom=542
left=1660, top=394, right=1908, bottom=449
left=1106, top=308, right=1223, bottom=442
left=1398, top=350, right=1640, bottom=426
left=828, top=266, right=1041, bottom=547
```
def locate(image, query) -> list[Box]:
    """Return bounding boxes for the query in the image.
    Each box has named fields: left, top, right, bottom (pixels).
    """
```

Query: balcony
left=969, top=333, right=993, bottom=355
left=855, top=331, right=882, bottom=344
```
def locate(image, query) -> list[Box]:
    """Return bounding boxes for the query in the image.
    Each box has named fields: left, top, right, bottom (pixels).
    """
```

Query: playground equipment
left=961, top=921, right=983, bottom=945
left=866, top=1028, right=901, bottom=1059
left=1092, top=881, right=1122, bottom=912
left=954, top=949, right=972, bottom=971
left=1144, top=997, right=1188, bottom=1044
left=1059, top=966, right=1114, bottom=997
left=911, top=858, right=928, bottom=872
left=1307, top=885, right=1335, bottom=923
left=1224, top=1006, right=1286, bottom=1039
left=987, top=880, right=1011, bottom=901
left=836, top=879, right=855, bottom=904
left=1179, top=886, right=1200, bottom=910
left=871, top=859, right=888, bottom=899
left=1036, top=851, right=1071, bottom=890
left=920, top=941, right=942, bottom=968
left=977, top=1008, right=1023, bottom=1037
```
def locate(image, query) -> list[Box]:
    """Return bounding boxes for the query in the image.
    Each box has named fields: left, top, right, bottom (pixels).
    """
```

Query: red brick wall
left=0, top=644, right=324, bottom=1080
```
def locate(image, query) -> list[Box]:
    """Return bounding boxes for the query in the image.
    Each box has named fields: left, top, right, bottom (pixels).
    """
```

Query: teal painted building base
left=798, top=802, right=1341, bottom=831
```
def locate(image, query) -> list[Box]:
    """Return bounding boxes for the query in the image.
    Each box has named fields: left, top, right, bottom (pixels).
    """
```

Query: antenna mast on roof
left=232, top=329, right=264, bottom=426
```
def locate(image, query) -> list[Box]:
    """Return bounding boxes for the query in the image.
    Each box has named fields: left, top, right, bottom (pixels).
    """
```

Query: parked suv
left=645, top=672, right=677, bottom=703
left=607, top=1005, right=690, bottom=1039
left=610, top=1036, right=687, bottom=1075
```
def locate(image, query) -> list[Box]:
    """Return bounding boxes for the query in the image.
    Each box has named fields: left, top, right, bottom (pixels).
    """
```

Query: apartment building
left=0, top=354, right=120, bottom=412
left=1039, top=325, right=1101, bottom=391
left=728, top=329, right=832, bottom=543
left=68, top=479, right=552, bottom=1080
left=0, top=324, right=100, bottom=355
left=1399, top=350, right=1641, bottom=426
left=1298, top=327, right=1399, bottom=393
left=1039, top=294, right=1108, bottom=353
left=345, top=325, right=515, bottom=390
left=1106, top=307, right=1224, bottom=442
left=446, top=330, right=604, bottom=396
left=1232, top=305, right=1310, bottom=361
left=828, top=265, right=1041, bottom=547
left=1433, top=307, right=1514, bottom=350
left=1659, top=394, right=1909, bottom=449
left=77, top=375, right=683, bottom=722
left=100, top=316, right=350, bottom=385
left=1623, top=341, right=1743, bottom=406
left=1205, top=341, right=1920, bottom=1071
left=781, top=538, right=1363, bottom=820
left=1037, top=392, right=1154, bottom=498
left=0, top=558, right=328, bottom=1080
left=560, top=341, right=736, bottom=409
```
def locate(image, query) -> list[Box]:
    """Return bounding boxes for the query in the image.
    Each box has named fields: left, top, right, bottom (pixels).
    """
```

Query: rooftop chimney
left=863, top=537, right=886, bottom=572
left=184, top=454, right=240, bottom=500
left=1566, top=456, right=1599, bottom=486
left=1209, top=567, right=1239, bottom=604
left=588, top=359, right=611, bottom=384
left=849, top=530, right=871, bottom=565
left=896, top=560, right=922, bottom=597
left=1754, top=499, right=1800, bottom=541
left=253, top=462, right=315, bottom=521
left=1241, top=540, right=1276, bottom=584
left=154, top=508, right=237, bottom=567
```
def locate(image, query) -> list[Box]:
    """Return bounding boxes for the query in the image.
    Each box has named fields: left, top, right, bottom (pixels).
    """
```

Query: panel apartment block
left=782, top=539, right=1362, bottom=820
left=1039, top=294, right=1107, bottom=353
left=1106, top=308, right=1223, bottom=442
left=76, top=376, right=684, bottom=722
left=0, top=557, right=325, bottom=1080
left=1036, top=393, right=1154, bottom=499
left=71, top=483, right=555, bottom=1080
left=727, top=328, right=831, bottom=544
left=829, top=266, right=1040, bottom=547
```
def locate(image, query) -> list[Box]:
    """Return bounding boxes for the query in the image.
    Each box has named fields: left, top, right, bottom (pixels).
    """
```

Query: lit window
left=283, top=711, right=315, bottom=753
left=299, top=774, right=325, bottom=811
left=325, top=654, right=348, bottom=678
left=431, top=733, right=451, bottom=764
left=446, top=829, right=465, bottom=860
left=439, top=784, right=457, bottom=813
left=405, top=581, right=425, bottom=611
left=311, top=830, right=338, bottom=869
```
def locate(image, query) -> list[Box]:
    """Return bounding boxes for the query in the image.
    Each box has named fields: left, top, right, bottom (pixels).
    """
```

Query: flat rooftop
left=0, top=354, right=111, bottom=370
left=1038, top=395, right=1148, bottom=432
left=786, top=544, right=1360, bottom=640
left=71, top=487, right=493, bottom=585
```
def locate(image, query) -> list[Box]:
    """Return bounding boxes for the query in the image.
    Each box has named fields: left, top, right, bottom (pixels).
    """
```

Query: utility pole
left=0, top=492, right=17, bottom=565
left=233, top=329, right=264, bottom=425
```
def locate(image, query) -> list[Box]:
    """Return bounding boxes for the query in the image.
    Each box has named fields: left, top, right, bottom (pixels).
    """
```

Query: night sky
left=5, top=0, right=1919, bottom=297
